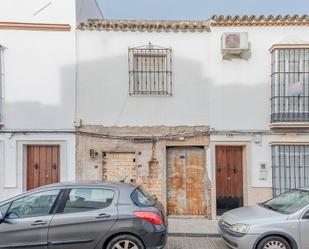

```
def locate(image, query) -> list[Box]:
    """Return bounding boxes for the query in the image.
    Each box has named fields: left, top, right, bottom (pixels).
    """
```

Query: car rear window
left=131, top=187, right=156, bottom=207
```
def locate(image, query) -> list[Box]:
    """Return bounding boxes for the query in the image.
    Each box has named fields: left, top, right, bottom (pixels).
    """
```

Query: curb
left=168, top=233, right=221, bottom=238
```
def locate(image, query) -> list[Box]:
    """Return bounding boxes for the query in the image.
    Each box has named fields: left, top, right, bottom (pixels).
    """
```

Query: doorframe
left=211, top=141, right=250, bottom=220
left=20, top=141, right=67, bottom=192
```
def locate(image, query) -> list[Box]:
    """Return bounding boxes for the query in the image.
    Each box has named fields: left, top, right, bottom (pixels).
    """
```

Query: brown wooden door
left=216, top=146, right=243, bottom=215
left=27, top=145, right=60, bottom=190
left=167, top=147, right=205, bottom=216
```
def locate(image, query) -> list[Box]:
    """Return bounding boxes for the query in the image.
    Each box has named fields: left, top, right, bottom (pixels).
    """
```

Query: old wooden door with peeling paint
left=167, top=147, right=205, bottom=216
left=27, top=145, right=60, bottom=190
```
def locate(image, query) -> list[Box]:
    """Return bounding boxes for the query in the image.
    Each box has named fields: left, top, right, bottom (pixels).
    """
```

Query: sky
left=97, top=0, right=309, bottom=20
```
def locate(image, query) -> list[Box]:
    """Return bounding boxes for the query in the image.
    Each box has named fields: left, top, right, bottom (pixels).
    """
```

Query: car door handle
left=96, top=213, right=111, bottom=219
left=31, top=220, right=47, bottom=226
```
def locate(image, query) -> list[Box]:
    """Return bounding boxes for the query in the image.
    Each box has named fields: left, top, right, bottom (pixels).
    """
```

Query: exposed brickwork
left=76, top=125, right=210, bottom=215
left=102, top=152, right=137, bottom=182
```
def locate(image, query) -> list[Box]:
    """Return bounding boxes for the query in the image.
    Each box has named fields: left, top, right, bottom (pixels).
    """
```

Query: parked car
left=0, top=182, right=167, bottom=249
left=219, top=188, right=309, bottom=249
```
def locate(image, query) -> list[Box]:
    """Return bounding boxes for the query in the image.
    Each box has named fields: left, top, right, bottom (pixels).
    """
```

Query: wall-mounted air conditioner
left=221, top=32, right=249, bottom=59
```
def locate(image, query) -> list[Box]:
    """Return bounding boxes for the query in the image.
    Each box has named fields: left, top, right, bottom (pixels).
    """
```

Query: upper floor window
left=128, top=43, right=172, bottom=96
left=271, top=47, right=309, bottom=122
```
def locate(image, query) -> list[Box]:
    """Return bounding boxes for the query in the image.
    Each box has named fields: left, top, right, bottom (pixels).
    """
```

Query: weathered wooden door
left=27, top=145, right=60, bottom=190
left=216, top=146, right=243, bottom=215
left=167, top=147, right=205, bottom=216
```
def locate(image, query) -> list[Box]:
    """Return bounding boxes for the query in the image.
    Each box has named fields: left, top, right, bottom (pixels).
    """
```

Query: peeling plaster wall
left=76, top=125, right=211, bottom=216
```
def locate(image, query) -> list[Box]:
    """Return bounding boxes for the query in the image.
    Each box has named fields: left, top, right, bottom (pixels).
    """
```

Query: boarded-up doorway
left=27, top=145, right=60, bottom=190
left=167, top=147, right=206, bottom=216
left=216, top=146, right=243, bottom=215
left=102, top=152, right=137, bottom=182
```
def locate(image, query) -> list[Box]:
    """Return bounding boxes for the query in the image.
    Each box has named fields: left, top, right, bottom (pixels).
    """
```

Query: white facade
left=77, top=22, right=309, bottom=215
left=0, top=0, right=78, bottom=200
left=77, top=26, right=309, bottom=128
left=0, top=0, right=77, bottom=25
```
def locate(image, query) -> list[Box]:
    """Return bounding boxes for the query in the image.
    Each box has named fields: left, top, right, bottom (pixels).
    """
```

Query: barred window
left=129, top=43, right=172, bottom=95
left=271, top=48, right=309, bottom=122
left=272, top=145, right=309, bottom=196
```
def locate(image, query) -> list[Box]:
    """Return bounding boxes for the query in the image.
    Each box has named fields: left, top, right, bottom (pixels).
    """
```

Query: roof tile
left=211, top=15, right=309, bottom=26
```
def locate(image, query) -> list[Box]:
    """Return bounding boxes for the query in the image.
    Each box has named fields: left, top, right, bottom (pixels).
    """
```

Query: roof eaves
left=211, top=14, right=309, bottom=27
left=77, top=19, right=211, bottom=32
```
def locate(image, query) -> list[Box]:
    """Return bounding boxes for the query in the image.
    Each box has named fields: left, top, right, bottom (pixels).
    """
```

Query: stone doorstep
left=167, top=217, right=220, bottom=237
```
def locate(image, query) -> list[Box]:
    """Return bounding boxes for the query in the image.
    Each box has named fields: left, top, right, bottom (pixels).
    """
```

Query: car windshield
left=262, top=189, right=309, bottom=215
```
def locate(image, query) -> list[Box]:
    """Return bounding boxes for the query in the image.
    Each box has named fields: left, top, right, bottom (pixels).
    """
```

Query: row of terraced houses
left=1, top=0, right=309, bottom=219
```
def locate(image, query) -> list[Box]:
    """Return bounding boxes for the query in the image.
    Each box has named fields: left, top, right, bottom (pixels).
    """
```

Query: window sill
left=270, top=122, right=309, bottom=130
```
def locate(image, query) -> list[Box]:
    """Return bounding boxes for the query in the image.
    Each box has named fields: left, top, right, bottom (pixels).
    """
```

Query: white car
left=219, top=188, right=309, bottom=249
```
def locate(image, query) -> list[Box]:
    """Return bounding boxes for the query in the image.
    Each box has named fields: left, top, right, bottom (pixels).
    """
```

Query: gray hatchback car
left=0, top=182, right=167, bottom=249
left=219, top=188, right=309, bottom=249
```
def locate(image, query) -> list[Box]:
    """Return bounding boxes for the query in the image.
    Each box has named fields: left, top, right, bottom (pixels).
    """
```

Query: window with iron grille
left=128, top=43, right=172, bottom=95
left=271, top=48, right=309, bottom=122
left=272, top=144, right=309, bottom=196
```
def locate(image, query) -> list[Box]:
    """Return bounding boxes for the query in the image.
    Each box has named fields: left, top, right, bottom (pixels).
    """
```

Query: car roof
left=36, top=181, right=138, bottom=191
left=0, top=181, right=138, bottom=205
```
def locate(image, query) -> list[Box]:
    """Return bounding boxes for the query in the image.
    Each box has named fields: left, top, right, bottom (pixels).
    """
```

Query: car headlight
left=230, top=223, right=250, bottom=234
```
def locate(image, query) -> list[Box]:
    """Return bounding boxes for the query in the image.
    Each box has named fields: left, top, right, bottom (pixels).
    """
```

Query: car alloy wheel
left=112, top=240, right=139, bottom=249
left=263, top=240, right=287, bottom=249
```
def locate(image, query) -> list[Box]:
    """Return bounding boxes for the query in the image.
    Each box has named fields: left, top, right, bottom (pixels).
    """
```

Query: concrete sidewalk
left=168, top=217, right=220, bottom=237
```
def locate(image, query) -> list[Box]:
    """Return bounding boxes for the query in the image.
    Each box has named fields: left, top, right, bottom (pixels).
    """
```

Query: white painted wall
left=77, top=26, right=309, bottom=192
left=208, top=26, right=309, bottom=130
left=0, top=0, right=76, bottom=25
left=0, top=29, right=76, bottom=130
left=0, top=133, right=76, bottom=201
left=0, top=0, right=77, bottom=130
left=77, top=31, right=211, bottom=126
left=77, top=26, right=309, bottom=129
left=0, top=0, right=77, bottom=200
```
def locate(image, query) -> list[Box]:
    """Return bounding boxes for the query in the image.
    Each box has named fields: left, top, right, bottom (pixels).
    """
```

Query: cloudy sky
left=97, top=0, right=309, bottom=20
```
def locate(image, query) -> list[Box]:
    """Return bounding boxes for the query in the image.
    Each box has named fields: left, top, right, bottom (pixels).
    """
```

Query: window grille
left=128, top=43, right=172, bottom=95
left=272, top=144, right=309, bottom=196
left=271, top=48, right=309, bottom=122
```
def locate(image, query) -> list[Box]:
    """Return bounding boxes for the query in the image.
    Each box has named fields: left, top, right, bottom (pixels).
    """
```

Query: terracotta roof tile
left=78, top=19, right=211, bottom=32
left=211, top=15, right=309, bottom=26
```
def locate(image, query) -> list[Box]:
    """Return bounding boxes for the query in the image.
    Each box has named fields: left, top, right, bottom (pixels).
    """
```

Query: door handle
left=96, top=213, right=111, bottom=219
left=31, top=220, right=47, bottom=226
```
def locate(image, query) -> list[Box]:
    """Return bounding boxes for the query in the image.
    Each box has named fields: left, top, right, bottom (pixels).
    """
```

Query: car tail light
left=134, top=211, right=163, bottom=225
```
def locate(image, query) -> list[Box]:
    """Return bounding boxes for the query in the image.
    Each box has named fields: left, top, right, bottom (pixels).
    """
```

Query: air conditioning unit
left=221, top=32, right=249, bottom=58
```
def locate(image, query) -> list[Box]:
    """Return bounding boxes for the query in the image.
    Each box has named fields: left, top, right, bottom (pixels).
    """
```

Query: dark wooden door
left=216, top=146, right=243, bottom=215
left=167, top=147, right=205, bottom=216
left=27, top=145, right=60, bottom=190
